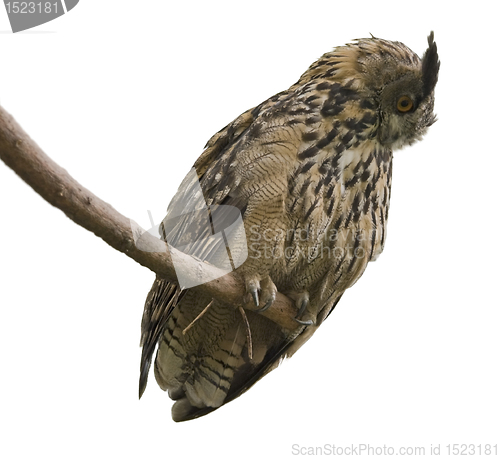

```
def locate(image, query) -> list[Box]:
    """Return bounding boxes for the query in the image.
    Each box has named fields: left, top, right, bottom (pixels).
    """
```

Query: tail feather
left=139, top=278, right=183, bottom=398
left=148, top=291, right=290, bottom=421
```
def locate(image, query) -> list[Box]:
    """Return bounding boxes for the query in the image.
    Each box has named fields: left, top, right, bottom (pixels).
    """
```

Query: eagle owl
left=139, top=33, right=440, bottom=421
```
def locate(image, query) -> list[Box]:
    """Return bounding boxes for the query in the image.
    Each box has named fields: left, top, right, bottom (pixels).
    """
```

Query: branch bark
left=0, top=104, right=299, bottom=332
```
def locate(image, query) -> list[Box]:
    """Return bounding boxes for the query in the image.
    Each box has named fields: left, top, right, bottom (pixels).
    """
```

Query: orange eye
left=397, top=95, right=413, bottom=113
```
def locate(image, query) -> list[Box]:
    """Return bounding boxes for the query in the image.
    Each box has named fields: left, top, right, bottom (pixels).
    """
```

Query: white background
left=1, top=1, right=499, bottom=458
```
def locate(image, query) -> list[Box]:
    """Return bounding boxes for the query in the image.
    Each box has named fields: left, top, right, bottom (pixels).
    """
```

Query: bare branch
left=0, top=104, right=299, bottom=331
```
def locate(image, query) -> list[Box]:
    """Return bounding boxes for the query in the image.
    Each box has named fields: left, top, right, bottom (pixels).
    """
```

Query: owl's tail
left=151, top=290, right=289, bottom=421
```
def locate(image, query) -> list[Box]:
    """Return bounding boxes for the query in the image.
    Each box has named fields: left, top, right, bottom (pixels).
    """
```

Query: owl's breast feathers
left=196, top=73, right=392, bottom=307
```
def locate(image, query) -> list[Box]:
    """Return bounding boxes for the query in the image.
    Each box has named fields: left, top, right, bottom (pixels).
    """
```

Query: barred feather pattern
left=140, top=33, right=439, bottom=421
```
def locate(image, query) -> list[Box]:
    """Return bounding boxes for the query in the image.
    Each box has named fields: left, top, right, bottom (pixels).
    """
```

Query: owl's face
left=357, top=33, right=440, bottom=150
left=376, top=69, right=436, bottom=150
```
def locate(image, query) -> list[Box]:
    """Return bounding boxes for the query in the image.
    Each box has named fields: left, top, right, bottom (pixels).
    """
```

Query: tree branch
left=0, top=104, right=299, bottom=332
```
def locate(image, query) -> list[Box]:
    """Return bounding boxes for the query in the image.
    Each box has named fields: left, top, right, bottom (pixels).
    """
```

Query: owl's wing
left=139, top=97, right=282, bottom=397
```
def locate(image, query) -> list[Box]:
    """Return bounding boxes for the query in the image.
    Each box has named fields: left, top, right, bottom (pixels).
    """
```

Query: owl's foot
left=287, top=291, right=314, bottom=326
left=245, top=275, right=277, bottom=312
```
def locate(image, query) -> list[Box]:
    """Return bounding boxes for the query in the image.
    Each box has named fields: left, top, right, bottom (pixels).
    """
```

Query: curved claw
left=295, top=298, right=309, bottom=318
left=250, top=289, right=260, bottom=308
left=245, top=275, right=277, bottom=313
left=254, top=297, right=274, bottom=313
left=294, top=317, right=314, bottom=326
left=293, top=294, right=313, bottom=325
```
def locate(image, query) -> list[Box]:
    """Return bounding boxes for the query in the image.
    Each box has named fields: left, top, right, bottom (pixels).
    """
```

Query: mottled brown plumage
left=140, top=33, right=440, bottom=421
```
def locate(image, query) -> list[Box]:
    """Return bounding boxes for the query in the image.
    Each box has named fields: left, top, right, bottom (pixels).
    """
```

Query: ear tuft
left=422, top=31, right=440, bottom=97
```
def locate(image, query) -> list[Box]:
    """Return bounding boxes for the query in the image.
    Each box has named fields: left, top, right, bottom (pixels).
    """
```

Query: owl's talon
left=294, top=317, right=314, bottom=326
left=296, top=297, right=309, bottom=318
left=286, top=291, right=314, bottom=325
left=250, top=289, right=260, bottom=308
left=245, top=278, right=261, bottom=308
left=245, top=275, right=277, bottom=312
left=255, top=297, right=274, bottom=313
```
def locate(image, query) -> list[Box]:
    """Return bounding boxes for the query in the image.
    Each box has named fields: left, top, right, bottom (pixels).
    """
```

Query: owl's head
left=357, top=32, right=440, bottom=150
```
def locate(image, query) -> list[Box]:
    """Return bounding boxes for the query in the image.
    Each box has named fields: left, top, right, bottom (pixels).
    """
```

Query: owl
left=139, top=33, right=439, bottom=421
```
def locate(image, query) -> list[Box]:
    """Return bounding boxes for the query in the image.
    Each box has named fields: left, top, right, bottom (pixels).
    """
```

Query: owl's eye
left=397, top=95, right=414, bottom=113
